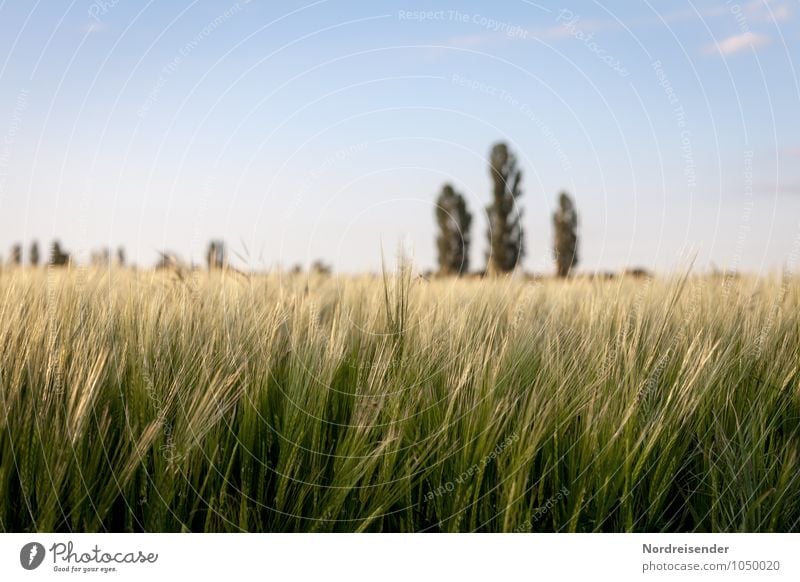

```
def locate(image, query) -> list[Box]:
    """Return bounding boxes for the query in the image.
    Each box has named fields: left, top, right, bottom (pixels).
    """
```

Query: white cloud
left=745, top=0, right=792, bottom=23
left=772, top=5, right=792, bottom=21
left=703, top=1, right=792, bottom=23
left=707, top=31, right=770, bottom=55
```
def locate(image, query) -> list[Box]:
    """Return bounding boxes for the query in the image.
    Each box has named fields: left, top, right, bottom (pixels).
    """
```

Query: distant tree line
left=5, top=141, right=580, bottom=278
left=435, top=141, right=579, bottom=278
left=3, top=240, right=127, bottom=268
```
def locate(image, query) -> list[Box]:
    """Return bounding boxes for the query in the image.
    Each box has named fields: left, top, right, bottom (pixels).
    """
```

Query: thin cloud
left=770, top=4, right=792, bottom=22
left=757, top=180, right=800, bottom=196
left=701, top=0, right=791, bottom=22
left=445, top=34, right=500, bottom=48
left=775, top=185, right=800, bottom=196
left=707, top=31, right=770, bottom=55
left=745, top=0, right=792, bottom=23
left=535, top=17, right=621, bottom=41
left=84, top=21, right=108, bottom=34
left=443, top=14, right=622, bottom=47
left=442, top=3, right=788, bottom=50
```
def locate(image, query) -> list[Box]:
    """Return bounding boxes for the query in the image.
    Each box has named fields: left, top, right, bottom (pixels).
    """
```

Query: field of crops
left=0, top=267, right=798, bottom=532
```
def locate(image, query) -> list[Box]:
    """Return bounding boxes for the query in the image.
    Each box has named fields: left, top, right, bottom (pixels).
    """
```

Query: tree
left=155, top=251, right=184, bottom=271
left=90, top=248, right=110, bottom=267
left=486, top=142, right=524, bottom=274
left=29, top=241, right=40, bottom=267
left=206, top=240, right=226, bottom=270
left=49, top=241, right=70, bottom=267
left=117, top=247, right=125, bottom=267
left=9, top=244, right=22, bottom=266
left=311, top=260, right=331, bottom=276
left=435, top=183, right=472, bottom=275
left=553, top=191, right=578, bottom=277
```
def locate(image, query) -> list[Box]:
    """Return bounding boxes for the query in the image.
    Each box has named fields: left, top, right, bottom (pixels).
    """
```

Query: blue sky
left=0, top=0, right=799, bottom=274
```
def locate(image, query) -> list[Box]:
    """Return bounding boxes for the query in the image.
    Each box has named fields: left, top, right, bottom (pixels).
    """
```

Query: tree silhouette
left=486, top=142, right=524, bottom=274
left=553, top=192, right=579, bottom=277
left=91, top=248, right=110, bottom=267
left=9, top=244, right=22, bottom=266
left=435, top=183, right=472, bottom=275
left=49, top=241, right=70, bottom=267
left=206, top=240, right=226, bottom=270
left=117, top=247, right=125, bottom=267
left=29, top=241, right=40, bottom=267
left=156, top=251, right=184, bottom=271
left=311, top=260, right=331, bottom=276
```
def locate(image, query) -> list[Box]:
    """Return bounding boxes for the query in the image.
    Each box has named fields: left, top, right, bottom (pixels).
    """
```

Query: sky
left=0, top=0, right=799, bottom=274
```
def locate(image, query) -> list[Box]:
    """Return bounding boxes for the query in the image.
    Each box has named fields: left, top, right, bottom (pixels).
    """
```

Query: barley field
left=0, top=266, right=798, bottom=532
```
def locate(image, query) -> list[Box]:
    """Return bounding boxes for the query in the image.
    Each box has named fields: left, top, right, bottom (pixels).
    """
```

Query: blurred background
left=0, top=0, right=798, bottom=275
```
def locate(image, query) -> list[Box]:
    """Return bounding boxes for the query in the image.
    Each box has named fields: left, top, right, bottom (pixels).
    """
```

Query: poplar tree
left=486, top=142, right=523, bottom=274
left=435, top=183, right=472, bottom=275
left=553, top=191, right=579, bottom=277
